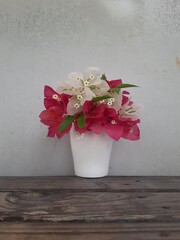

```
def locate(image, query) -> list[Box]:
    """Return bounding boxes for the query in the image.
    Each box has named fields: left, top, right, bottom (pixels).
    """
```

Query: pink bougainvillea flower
left=103, top=123, right=123, bottom=141
left=44, top=86, right=71, bottom=114
left=123, top=123, right=140, bottom=141
left=82, top=102, right=124, bottom=140
left=39, top=106, right=71, bottom=138
left=106, top=79, right=122, bottom=88
left=83, top=101, right=107, bottom=134
left=101, top=108, right=123, bottom=141
left=122, top=90, right=130, bottom=95
left=83, top=101, right=107, bottom=118
left=121, top=91, right=130, bottom=106
left=73, top=101, right=107, bottom=135
left=120, top=118, right=140, bottom=141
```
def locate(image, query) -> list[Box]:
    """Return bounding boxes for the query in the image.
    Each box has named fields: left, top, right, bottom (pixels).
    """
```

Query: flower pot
left=70, top=127, right=113, bottom=178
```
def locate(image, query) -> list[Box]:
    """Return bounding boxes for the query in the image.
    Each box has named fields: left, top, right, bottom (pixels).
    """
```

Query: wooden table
left=0, top=176, right=180, bottom=239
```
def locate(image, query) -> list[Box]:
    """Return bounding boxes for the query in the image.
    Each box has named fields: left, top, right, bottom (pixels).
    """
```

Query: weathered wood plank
left=0, top=222, right=180, bottom=240
left=0, top=176, right=180, bottom=192
left=0, top=177, right=180, bottom=239
left=1, top=222, right=180, bottom=233
left=0, top=232, right=178, bottom=240
left=0, top=191, right=180, bottom=222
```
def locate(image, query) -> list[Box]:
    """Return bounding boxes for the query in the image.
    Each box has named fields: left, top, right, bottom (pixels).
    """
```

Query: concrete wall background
left=0, top=0, right=180, bottom=176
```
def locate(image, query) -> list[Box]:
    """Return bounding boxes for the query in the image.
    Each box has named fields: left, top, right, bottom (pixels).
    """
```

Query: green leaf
left=116, top=83, right=138, bottom=88
left=110, top=87, right=121, bottom=94
left=101, top=74, right=107, bottom=80
left=92, top=95, right=111, bottom=102
left=110, top=83, right=138, bottom=94
left=77, top=114, right=85, bottom=128
left=58, top=115, right=75, bottom=134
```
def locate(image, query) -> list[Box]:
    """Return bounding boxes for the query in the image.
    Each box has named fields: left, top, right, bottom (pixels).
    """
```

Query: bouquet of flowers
left=39, top=67, right=143, bottom=141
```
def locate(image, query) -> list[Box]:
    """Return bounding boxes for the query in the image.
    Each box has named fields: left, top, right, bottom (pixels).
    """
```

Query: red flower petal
left=106, top=79, right=122, bottom=88
left=103, top=123, right=123, bottom=141
left=104, top=108, right=117, bottom=118
left=83, top=101, right=94, bottom=114
left=39, top=106, right=63, bottom=126
left=44, top=98, right=63, bottom=110
left=88, top=121, right=102, bottom=134
left=122, top=95, right=129, bottom=105
left=122, top=90, right=130, bottom=95
left=39, top=110, right=57, bottom=126
left=123, top=124, right=140, bottom=141
left=90, top=104, right=107, bottom=119
left=47, top=121, right=72, bottom=138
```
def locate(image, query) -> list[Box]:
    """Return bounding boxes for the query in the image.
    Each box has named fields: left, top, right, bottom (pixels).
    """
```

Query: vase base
left=75, top=173, right=108, bottom=179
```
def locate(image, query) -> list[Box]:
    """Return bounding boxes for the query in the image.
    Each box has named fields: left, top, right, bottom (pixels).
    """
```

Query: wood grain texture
left=0, top=176, right=180, bottom=191
left=0, top=176, right=180, bottom=240
left=0, top=222, right=180, bottom=240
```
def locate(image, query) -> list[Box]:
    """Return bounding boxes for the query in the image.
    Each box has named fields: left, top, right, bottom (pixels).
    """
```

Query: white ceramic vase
left=70, top=127, right=113, bottom=178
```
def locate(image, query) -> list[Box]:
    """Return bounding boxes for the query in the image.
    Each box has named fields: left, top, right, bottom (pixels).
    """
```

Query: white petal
left=56, top=84, right=64, bottom=94
left=67, top=98, right=82, bottom=116
left=99, top=80, right=110, bottom=91
left=85, top=66, right=101, bottom=75
left=119, top=102, right=143, bottom=120
left=92, top=80, right=110, bottom=96
left=89, top=77, right=102, bottom=85
left=66, top=72, right=83, bottom=88
left=83, top=67, right=102, bottom=80
left=132, top=103, right=144, bottom=115
left=57, top=83, right=79, bottom=95
left=128, top=103, right=144, bottom=120
left=111, top=92, right=122, bottom=111
left=81, top=87, right=95, bottom=104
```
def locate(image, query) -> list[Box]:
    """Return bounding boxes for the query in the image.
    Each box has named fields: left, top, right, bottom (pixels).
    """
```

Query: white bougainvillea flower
left=99, top=91, right=122, bottom=112
left=66, top=97, right=83, bottom=116
left=67, top=87, right=96, bottom=115
left=57, top=67, right=111, bottom=116
left=57, top=67, right=110, bottom=107
left=57, top=72, right=83, bottom=95
left=119, top=102, right=144, bottom=120
left=81, top=87, right=96, bottom=103
left=108, top=92, right=122, bottom=111
left=66, top=72, right=83, bottom=88
left=83, top=67, right=102, bottom=84
left=83, top=67, right=110, bottom=95
left=91, top=80, right=110, bottom=96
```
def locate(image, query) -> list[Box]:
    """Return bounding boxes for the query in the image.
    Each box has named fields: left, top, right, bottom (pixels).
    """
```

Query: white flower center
left=74, top=103, right=80, bottom=109
left=100, top=100, right=105, bottom=103
left=89, top=74, right=94, bottom=79
left=130, top=128, right=133, bottom=133
left=83, top=80, right=89, bottom=87
left=107, top=101, right=113, bottom=106
left=109, top=98, right=115, bottom=102
left=52, top=94, right=61, bottom=101
left=77, top=95, right=83, bottom=100
left=111, top=120, right=117, bottom=124
left=77, top=76, right=81, bottom=81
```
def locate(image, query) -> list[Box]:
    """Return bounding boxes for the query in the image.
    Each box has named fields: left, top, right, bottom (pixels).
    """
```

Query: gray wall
left=0, top=0, right=180, bottom=176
